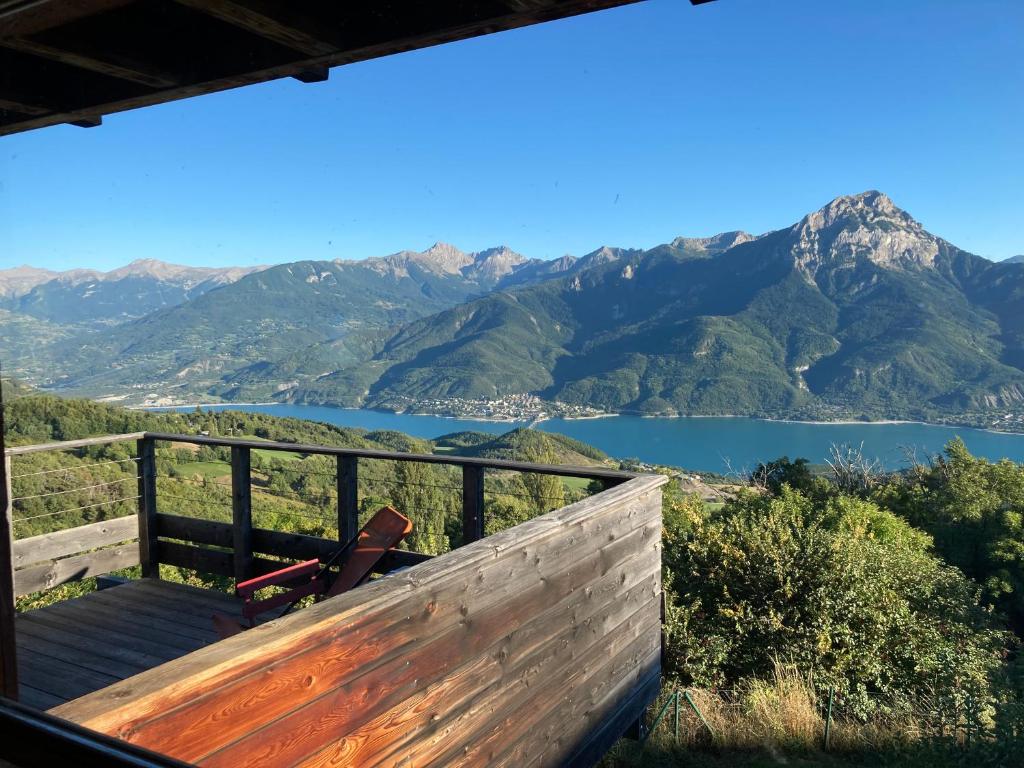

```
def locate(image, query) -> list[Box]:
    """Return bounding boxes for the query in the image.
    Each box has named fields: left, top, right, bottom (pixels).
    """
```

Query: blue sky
left=1, top=0, right=1021, bottom=272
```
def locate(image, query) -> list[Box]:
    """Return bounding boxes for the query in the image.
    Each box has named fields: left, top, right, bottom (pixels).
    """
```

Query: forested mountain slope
left=298, top=192, right=1024, bottom=422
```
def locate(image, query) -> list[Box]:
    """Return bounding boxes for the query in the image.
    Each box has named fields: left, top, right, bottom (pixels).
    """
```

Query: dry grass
left=602, top=662, right=979, bottom=767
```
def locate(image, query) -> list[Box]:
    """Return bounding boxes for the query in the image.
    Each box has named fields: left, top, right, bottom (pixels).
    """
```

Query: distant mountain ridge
left=0, top=259, right=266, bottom=326
left=292, top=192, right=1024, bottom=424
left=4, top=192, right=1024, bottom=427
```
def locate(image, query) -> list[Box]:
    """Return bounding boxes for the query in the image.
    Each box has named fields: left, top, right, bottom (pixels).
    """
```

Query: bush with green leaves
left=662, top=484, right=1010, bottom=712
left=874, top=438, right=1024, bottom=633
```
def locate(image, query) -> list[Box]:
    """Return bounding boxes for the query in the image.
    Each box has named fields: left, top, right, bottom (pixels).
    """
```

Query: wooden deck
left=16, top=579, right=245, bottom=711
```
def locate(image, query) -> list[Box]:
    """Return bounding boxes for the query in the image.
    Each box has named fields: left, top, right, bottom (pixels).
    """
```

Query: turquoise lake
left=160, top=403, right=1024, bottom=474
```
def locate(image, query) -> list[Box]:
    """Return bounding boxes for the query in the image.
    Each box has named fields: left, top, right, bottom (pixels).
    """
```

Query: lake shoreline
left=134, top=399, right=1024, bottom=436
left=132, top=401, right=1024, bottom=471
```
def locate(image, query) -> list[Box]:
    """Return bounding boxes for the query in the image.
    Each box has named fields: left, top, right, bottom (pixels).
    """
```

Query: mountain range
left=3, top=191, right=1024, bottom=425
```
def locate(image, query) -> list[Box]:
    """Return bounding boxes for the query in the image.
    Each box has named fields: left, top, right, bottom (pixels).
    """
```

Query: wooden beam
left=462, top=464, right=485, bottom=546
left=0, top=96, right=49, bottom=115
left=0, top=452, right=17, bottom=699
left=0, top=1, right=646, bottom=138
left=337, top=455, right=358, bottom=544
left=12, top=515, right=138, bottom=569
left=230, top=446, right=252, bottom=583
left=14, top=543, right=140, bottom=598
left=136, top=437, right=158, bottom=579
left=0, top=37, right=179, bottom=88
left=5, top=432, right=145, bottom=456
left=0, top=0, right=135, bottom=37
left=141, top=431, right=638, bottom=484
left=291, top=65, right=328, bottom=84
left=173, top=0, right=338, bottom=57
left=69, top=115, right=101, bottom=127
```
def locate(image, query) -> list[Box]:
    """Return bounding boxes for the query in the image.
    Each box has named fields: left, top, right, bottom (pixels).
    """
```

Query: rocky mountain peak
left=670, top=231, right=756, bottom=256
left=789, top=191, right=939, bottom=277
left=0, top=265, right=59, bottom=298
left=417, top=242, right=472, bottom=273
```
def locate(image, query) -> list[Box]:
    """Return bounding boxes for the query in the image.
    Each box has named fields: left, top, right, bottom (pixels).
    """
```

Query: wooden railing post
left=136, top=437, right=159, bottom=578
left=462, top=465, right=485, bottom=546
left=0, top=452, right=18, bottom=700
left=231, top=446, right=253, bottom=583
left=337, top=455, right=358, bottom=544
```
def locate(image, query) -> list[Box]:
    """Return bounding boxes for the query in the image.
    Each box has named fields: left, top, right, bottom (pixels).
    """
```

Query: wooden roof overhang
left=0, top=0, right=714, bottom=138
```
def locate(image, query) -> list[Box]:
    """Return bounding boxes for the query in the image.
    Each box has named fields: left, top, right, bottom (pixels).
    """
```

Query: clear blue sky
left=1, top=0, right=1021, bottom=272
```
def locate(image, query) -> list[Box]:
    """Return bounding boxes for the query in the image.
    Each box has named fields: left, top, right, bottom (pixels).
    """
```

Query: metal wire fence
left=640, top=685, right=1024, bottom=755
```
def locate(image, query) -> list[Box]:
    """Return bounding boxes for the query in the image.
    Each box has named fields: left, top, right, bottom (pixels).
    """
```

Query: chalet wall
left=51, top=475, right=666, bottom=767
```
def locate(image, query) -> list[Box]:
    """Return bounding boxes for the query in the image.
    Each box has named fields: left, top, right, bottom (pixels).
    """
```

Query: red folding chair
left=213, top=505, right=412, bottom=639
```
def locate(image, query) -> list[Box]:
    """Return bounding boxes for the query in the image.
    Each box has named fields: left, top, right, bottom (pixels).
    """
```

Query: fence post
left=824, top=686, right=835, bottom=751
left=231, top=446, right=253, bottom=583
left=0, top=450, right=18, bottom=700
left=461, top=465, right=485, bottom=545
left=337, top=455, right=359, bottom=544
left=674, top=691, right=680, bottom=743
left=136, top=437, right=159, bottom=579
left=683, top=690, right=715, bottom=739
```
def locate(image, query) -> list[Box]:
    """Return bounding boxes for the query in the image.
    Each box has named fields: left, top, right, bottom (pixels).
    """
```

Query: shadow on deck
left=17, top=580, right=244, bottom=710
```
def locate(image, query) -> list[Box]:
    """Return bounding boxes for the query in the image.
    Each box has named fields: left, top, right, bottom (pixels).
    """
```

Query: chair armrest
left=236, top=559, right=321, bottom=598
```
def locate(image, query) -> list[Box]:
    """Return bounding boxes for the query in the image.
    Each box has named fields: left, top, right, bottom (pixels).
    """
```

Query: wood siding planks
left=52, top=475, right=666, bottom=767
left=12, top=516, right=138, bottom=569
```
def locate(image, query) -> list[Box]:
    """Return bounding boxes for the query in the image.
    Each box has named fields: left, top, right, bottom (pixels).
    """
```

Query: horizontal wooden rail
left=142, top=431, right=637, bottom=483
left=4, top=431, right=635, bottom=482
left=14, top=544, right=140, bottom=598
left=12, top=516, right=138, bottom=570
left=155, top=515, right=432, bottom=578
left=4, top=433, right=146, bottom=456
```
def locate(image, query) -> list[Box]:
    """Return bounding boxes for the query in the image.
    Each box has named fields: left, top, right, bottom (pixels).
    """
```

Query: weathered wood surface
left=12, top=516, right=138, bottom=569
left=157, top=513, right=432, bottom=574
left=0, top=2, right=647, bottom=138
left=15, top=580, right=247, bottom=709
left=337, top=455, right=358, bottom=544
left=3, top=433, right=146, bottom=456
left=53, top=474, right=667, bottom=768
left=143, top=431, right=637, bottom=483
left=1, top=452, right=18, bottom=698
left=230, top=446, right=253, bottom=583
left=461, top=464, right=485, bottom=545
left=137, top=437, right=158, bottom=578
left=14, top=544, right=139, bottom=598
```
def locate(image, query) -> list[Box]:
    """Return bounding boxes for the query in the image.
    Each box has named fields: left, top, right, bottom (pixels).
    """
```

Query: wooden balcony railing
left=1, top=430, right=664, bottom=767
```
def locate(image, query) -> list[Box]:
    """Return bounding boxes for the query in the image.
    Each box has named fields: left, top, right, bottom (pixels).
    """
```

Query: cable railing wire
left=157, top=492, right=233, bottom=508
left=11, top=477, right=136, bottom=502
left=13, top=496, right=141, bottom=522
left=10, top=457, right=140, bottom=479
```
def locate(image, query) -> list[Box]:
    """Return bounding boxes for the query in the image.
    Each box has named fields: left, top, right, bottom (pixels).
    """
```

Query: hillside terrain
left=4, top=192, right=1024, bottom=428
left=298, top=192, right=1024, bottom=427
left=5, top=395, right=1023, bottom=767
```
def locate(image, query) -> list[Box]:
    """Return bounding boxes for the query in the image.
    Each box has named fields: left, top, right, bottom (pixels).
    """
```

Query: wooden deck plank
left=18, top=683, right=64, bottom=711
left=17, top=607, right=183, bottom=663
left=128, top=579, right=246, bottom=617
left=15, top=579, right=248, bottom=707
left=127, top=578, right=245, bottom=616
left=16, top=648, right=120, bottom=701
left=15, top=632, right=146, bottom=681
left=16, top=615, right=172, bottom=670
left=75, top=591, right=221, bottom=643
left=25, top=598, right=207, bottom=653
